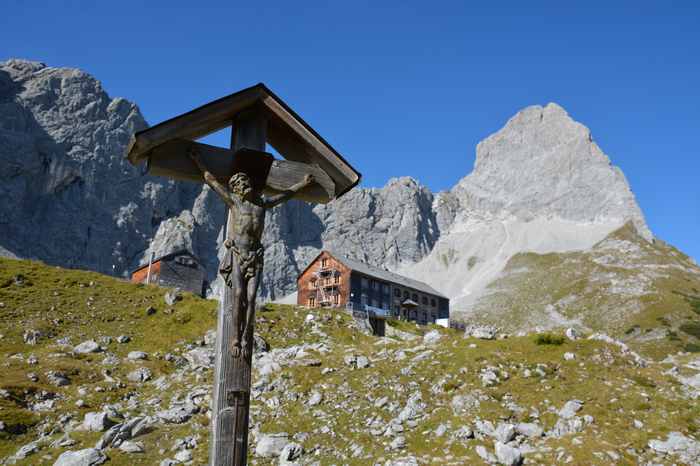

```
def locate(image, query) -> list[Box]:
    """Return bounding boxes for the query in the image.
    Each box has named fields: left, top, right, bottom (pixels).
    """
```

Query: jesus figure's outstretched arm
left=263, top=174, right=315, bottom=209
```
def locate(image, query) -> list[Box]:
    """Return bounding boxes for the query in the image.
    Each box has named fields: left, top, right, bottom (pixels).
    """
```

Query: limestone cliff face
left=451, top=103, right=651, bottom=238
left=402, top=103, right=653, bottom=310
left=0, top=60, right=657, bottom=308
left=0, top=60, right=440, bottom=299
left=216, top=176, right=440, bottom=299
left=0, top=59, right=201, bottom=276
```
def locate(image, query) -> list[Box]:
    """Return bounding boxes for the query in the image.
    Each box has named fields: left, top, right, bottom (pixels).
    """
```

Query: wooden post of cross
left=125, top=84, right=360, bottom=466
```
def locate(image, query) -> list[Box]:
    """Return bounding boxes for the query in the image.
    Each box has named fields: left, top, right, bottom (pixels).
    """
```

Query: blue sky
left=3, top=1, right=699, bottom=260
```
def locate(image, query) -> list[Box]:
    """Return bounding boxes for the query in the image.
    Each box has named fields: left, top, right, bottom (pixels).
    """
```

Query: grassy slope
left=0, top=257, right=698, bottom=465
left=0, top=257, right=217, bottom=464
left=460, top=223, right=700, bottom=359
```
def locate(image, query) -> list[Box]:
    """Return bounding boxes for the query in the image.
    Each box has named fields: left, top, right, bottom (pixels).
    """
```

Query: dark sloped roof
left=131, top=249, right=199, bottom=274
left=125, top=83, right=361, bottom=199
left=325, top=251, right=448, bottom=299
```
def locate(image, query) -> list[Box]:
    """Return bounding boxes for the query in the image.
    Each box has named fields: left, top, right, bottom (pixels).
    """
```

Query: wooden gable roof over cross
left=125, top=83, right=361, bottom=203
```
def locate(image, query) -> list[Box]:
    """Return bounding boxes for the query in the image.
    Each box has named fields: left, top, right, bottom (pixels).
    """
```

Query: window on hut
left=175, top=256, right=195, bottom=267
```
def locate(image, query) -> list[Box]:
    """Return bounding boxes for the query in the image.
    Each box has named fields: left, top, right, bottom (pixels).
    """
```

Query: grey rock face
left=118, top=441, right=144, bottom=453
left=53, top=448, right=107, bottom=466
left=422, top=329, right=442, bottom=344
left=0, top=60, right=440, bottom=299
left=278, top=442, right=303, bottom=463
left=0, top=59, right=201, bottom=278
left=475, top=445, right=498, bottom=463
left=95, top=416, right=151, bottom=449
left=464, top=325, right=498, bottom=340
left=404, top=103, right=654, bottom=311
left=126, top=367, right=152, bottom=383
left=184, top=347, right=214, bottom=369
left=73, top=340, right=101, bottom=354
left=263, top=104, right=653, bottom=302
left=156, top=404, right=197, bottom=424
left=127, top=351, right=148, bottom=361
left=515, top=422, right=543, bottom=438
left=0, top=59, right=655, bottom=307
left=494, top=441, right=522, bottom=466
left=558, top=399, right=583, bottom=419
left=7, top=441, right=39, bottom=462
left=255, top=432, right=290, bottom=458
left=23, top=329, right=42, bottom=345
left=247, top=176, right=441, bottom=299
left=452, top=103, right=651, bottom=239
left=47, top=371, right=71, bottom=386
left=81, top=412, right=114, bottom=432
left=648, top=432, right=700, bottom=464
left=164, top=288, right=182, bottom=306
left=173, top=450, right=192, bottom=462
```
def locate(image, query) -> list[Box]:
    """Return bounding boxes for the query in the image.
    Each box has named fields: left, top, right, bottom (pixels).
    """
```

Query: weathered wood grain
left=127, top=85, right=263, bottom=163
left=263, top=94, right=359, bottom=196
left=209, top=108, right=267, bottom=466
left=147, top=139, right=335, bottom=202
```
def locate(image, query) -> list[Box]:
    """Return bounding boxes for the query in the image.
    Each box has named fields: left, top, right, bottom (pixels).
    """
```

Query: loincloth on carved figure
left=219, top=239, right=264, bottom=284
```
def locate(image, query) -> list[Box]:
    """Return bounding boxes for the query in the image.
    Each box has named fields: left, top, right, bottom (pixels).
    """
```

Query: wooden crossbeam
left=126, top=84, right=360, bottom=200
left=147, top=139, right=335, bottom=203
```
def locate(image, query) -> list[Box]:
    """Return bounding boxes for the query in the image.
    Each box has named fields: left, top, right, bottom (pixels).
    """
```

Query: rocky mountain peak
left=1, top=58, right=47, bottom=76
left=450, top=102, right=652, bottom=241
left=402, top=103, right=655, bottom=311
left=0, top=60, right=200, bottom=276
left=383, top=175, right=422, bottom=189
left=472, top=102, right=585, bottom=172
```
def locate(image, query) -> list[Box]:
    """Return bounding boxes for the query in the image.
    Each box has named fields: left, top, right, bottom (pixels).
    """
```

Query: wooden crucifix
left=126, top=84, right=360, bottom=466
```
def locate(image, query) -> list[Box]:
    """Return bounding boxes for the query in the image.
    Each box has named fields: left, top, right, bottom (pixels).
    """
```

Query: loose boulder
left=73, top=340, right=102, bottom=354
left=255, top=432, right=290, bottom=458
left=53, top=448, right=107, bottom=466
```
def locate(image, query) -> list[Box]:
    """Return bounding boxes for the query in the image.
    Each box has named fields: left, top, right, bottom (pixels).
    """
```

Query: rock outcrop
left=0, top=59, right=202, bottom=277
left=453, top=103, right=650, bottom=237
left=401, top=103, right=654, bottom=310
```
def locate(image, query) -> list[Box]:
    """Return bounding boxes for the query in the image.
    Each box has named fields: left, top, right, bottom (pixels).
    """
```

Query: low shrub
left=688, top=297, right=700, bottom=316
left=684, top=343, right=700, bottom=353
left=680, top=322, right=700, bottom=339
left=534, top=333, right=565, bottom=346
left=631, top=374, right=656, bottom=388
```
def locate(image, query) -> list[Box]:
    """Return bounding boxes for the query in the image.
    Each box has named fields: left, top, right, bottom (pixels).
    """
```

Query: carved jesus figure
left=189, top=148, right=314, bottom=358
